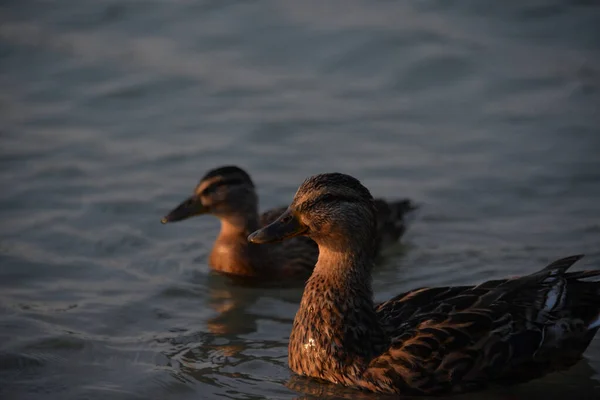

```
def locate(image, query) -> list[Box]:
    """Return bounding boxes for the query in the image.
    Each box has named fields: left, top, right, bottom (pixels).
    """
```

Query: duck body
left=207, top=206, right=318, bottom=279
left=248, top=172, right=600, bottom=395
left=162, top=166, right=415, bottom=280
left=363, top=255, right=600, bottom=395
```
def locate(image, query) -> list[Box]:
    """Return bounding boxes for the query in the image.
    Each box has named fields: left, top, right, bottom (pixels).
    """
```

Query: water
left=1, top=0, right=600, bottom=399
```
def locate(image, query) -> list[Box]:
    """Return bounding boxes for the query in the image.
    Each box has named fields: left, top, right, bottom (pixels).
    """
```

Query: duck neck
left=289, top=245, right=387, bottom=382
left=219, top=212, right=260, bottom=237
left=209, top=211, right=265, bottom=276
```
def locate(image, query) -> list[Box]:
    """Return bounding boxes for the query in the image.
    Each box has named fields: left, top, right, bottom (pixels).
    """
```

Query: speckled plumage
left=161, top=166, right=415, bottom=280
left=248, top=173, right=600, bottom=396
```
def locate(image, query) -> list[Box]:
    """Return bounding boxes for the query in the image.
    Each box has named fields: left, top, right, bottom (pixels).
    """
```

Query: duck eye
left=201, top=187, right=214, bottom=196
left=281, top=214, right=293, bottom=223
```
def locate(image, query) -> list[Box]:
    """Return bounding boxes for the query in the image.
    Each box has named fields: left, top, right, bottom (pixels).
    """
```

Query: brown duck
left=248, top=172, right=600, bottom=396
left=161, top=166, right=416, bottom=280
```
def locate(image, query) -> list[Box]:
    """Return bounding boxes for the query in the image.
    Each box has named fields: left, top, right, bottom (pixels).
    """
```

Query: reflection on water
left=288, top=361, right=600, bottom=400
left=1, top=0, right=600, bottom=399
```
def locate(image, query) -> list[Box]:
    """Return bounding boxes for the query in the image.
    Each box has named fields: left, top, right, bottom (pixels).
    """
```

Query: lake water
left=1, top=1, right=600, bottom=399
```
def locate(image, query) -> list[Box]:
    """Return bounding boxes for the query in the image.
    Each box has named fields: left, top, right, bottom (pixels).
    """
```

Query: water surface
left=1, top=1, right=600, bottom=399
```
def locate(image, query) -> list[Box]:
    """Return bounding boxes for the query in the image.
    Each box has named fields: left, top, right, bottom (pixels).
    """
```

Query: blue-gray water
left=1, top=1, right=600, bottom=399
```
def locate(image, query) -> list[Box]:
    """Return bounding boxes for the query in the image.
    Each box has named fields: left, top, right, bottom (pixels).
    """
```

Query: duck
left=247, top=172, right=600, bottom=396
left=161, top=166, right=416, bottom=280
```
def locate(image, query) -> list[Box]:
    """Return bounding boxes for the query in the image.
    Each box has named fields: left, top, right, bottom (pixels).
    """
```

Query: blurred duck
left=161, top=166, right=416, bottom=280
left=248, top=172, right=600, bottom=396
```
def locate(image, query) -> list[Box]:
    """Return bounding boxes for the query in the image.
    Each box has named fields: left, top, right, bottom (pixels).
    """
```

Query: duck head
left=248, top=173, right=377, bottom=252
left=161, top=165, right=257, bottom=224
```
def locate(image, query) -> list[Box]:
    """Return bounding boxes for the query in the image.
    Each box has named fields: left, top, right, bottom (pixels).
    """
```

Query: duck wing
left=363, top=255, right=600, bottom=395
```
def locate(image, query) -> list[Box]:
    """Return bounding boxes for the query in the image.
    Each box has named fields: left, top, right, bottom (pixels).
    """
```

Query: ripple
left=0, top=351, right=45, bottom=371
left=1, top=1, right=600, bottom=399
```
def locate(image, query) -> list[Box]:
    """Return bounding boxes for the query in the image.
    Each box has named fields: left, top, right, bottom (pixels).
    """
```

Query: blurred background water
left=1, top=0, right=600, bottom=399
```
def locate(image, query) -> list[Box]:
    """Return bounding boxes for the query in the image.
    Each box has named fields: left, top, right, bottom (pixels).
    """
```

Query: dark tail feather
left=550, top=255, right=600, bottom=330
left=590, top=311, right=600, bottom=330
left=479, top=255, right=591, bottom=307
left=542, top=254, right=585, bottom=273
left=565, top=270, right=600, bottom=280
left=388, top=199, right=419, bottom=216
left=375, top=198, right=418, bottom=225
left=372, top=198, right=418, bottom=252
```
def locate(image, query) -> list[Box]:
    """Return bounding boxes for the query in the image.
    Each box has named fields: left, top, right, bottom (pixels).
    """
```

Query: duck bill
left=161, top=195, right=206, bottom=224
left=248, top=209, right=307, bottom=244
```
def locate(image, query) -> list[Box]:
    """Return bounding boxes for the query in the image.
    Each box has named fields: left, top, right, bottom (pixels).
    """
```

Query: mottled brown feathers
left=164, top=167, right=415, bottom=280
left=357, top=255, right=600, bottom=395
left=264, top=173, right=600, bottom=396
